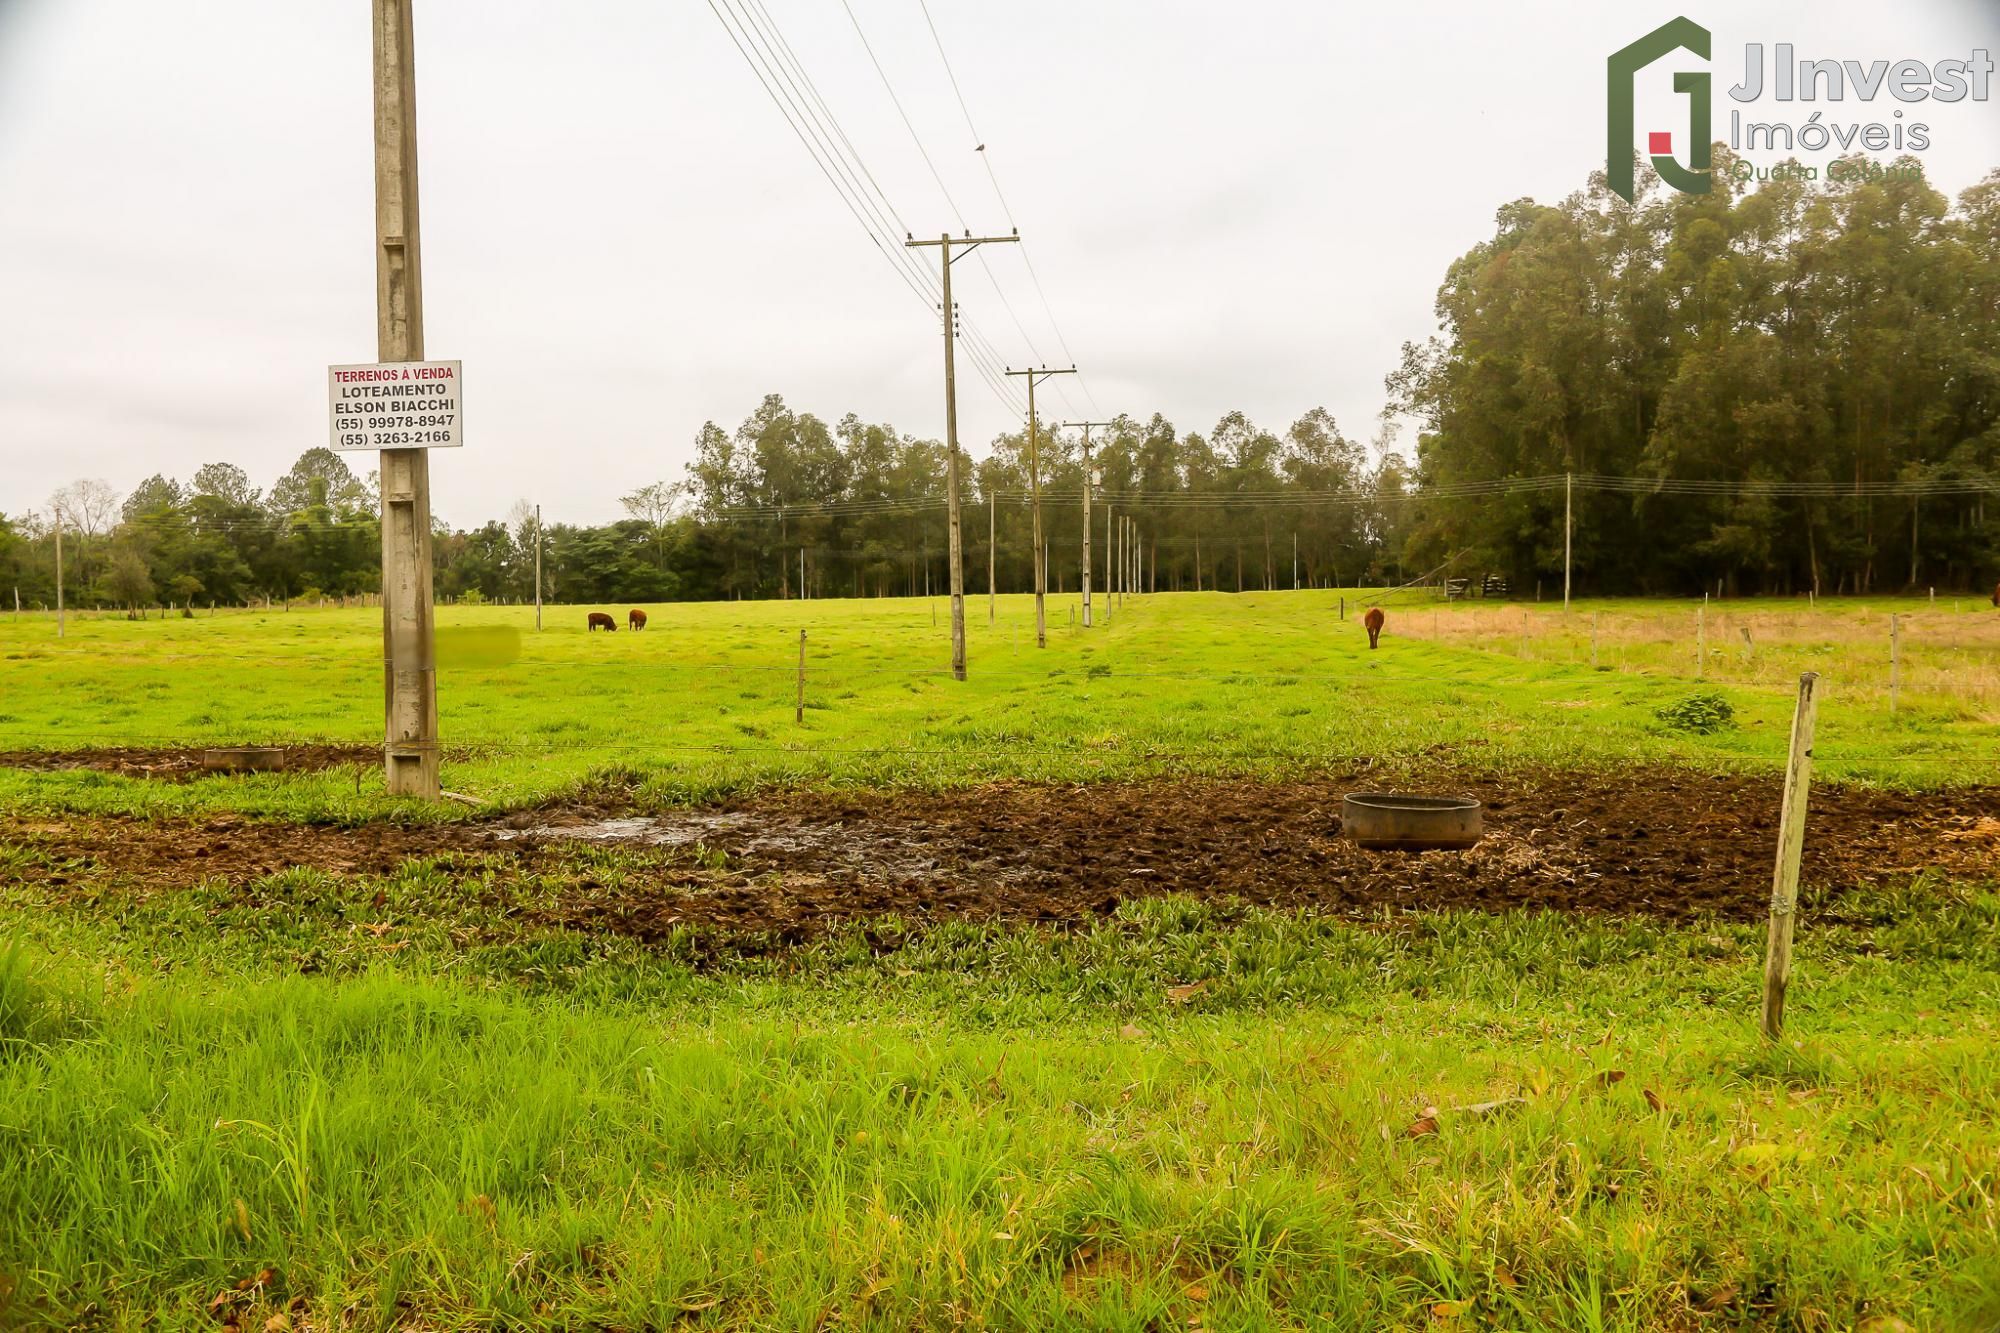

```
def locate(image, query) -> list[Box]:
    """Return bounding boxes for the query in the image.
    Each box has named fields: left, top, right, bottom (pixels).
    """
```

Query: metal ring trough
left=1341, top=792, right=1484, bottom=851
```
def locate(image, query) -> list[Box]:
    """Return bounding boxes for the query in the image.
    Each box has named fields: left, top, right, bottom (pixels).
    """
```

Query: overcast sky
left=2, top=0, right=1995, bottom=527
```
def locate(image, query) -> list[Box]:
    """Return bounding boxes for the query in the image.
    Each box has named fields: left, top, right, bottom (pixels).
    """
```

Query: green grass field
left=3, top=592, right=1997, bottom=1330
left=2, top=590, right=1994, bottom=820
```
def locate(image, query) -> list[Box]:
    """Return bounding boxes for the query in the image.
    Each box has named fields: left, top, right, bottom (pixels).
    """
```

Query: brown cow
left=587, top=612, right=617, bottom=633
left=628, top=608, right=648, bottom=630
left=1363, top=606, right=1386, bottom=649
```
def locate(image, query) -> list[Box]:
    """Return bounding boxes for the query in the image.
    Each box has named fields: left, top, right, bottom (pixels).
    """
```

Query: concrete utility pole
left=1564, top=471, right=1573, bottom=613
left=1117, top=508, right=1126, bottom=609
left=908, top=231, right=1018, bottom=680
left=987, top=496, right=996, bottom=624
left=533, top=504, right=543, bottom=631
left=1003, top=365, right=1077, bottom=648
left=1103, top=501, right=1114, bottom=619
left=1062, top=420, right=1112, bottom=628
left=1131, top=518, right=1139, bottom=597
left=372, top=0, right=440, bottom=798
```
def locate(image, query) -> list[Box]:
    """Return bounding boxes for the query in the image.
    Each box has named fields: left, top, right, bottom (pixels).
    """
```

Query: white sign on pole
left=327, top=360, right=463, bottom=450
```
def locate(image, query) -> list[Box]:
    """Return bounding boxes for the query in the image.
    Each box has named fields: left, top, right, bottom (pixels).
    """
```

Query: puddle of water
left=487, top=811, right=1018, bottom=886
left=490, top=814, right=750, bottom=847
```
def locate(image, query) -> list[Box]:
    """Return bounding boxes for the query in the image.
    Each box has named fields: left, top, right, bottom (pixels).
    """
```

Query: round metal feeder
left=201, top=746, right=288, bottom=774
left=1342, top=793, right=1483, bottom=851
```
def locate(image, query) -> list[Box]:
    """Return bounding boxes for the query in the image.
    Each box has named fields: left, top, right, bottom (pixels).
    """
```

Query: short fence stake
left=1761, top=672, right=1820, bottom=1042
left=794, top=629, right=806, bottom=725
left=1696, top=603, right=1706, bottom=679
left=1590, top=612, right=1599, bottom=668
left=1889, top=613, right=1900, bottom=715
left=1740, top=625, right=1755, bottom=662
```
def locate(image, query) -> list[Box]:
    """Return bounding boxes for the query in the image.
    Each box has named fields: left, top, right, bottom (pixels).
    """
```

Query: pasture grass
left=4, top=591, right=1997, bottom=1328
left=1, top=590, right=1992, bottom=822
left=1, top=853, right=1997, bottom=1331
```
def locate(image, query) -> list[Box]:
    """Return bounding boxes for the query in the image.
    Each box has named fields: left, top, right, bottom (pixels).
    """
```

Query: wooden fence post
left=1696, top=602, right=1706, bottom=680
left=1590, top=612, right=1599, bottom=669
left=1761, top=672, right=1821, bottom=1042
left=795, top=629, right=806, bottom=726
left=1889, top=613, right=1900, bottom=714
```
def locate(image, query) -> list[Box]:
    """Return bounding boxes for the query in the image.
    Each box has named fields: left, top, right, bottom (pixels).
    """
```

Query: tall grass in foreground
left=2, top=884, right=1997, bottom=1331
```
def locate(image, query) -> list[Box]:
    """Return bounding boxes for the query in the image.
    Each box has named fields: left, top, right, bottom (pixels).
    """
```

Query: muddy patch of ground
left=5, top=770, right=1997, bottom=945
left=0, top=745, right=378, bottom=780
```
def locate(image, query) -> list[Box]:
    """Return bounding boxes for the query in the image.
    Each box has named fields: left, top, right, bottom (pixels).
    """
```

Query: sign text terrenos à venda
left=327, top=360, right=463, bottom=451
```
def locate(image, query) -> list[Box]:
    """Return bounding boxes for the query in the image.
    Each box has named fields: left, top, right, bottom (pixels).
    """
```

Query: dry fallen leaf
left=1165, top=981, right=1210, bottom=1003
left=1855, top=1318, right=1915, bottom=1332
left=1454, top=1097, right=1524, bottom=1117
left=1695, top=1282, right=1741, bottom=1313
left=264, top=1315, right=291, bottom=1332
left=1185, top=1284, right=1208, bottom=1302
left=679, top=1296, right=720, bottom=1312
left=1493, top=1266, right=1518, bottom=1290
left=1430, top=1298, right=1472, bottom=1319
left=1405, top=1115, right=1440, bottom=1139
left=1643, top=1087, right=1665, bottom=1113
left=208, top=1290, right=234, bottom=1314
left=1590, top=1069, right=1627, bottom=1089
left=1119, top=1023, right=1146, bottom=1040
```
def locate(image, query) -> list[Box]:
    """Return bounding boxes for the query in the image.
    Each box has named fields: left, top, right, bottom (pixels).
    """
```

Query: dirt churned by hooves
left=5, top=770, right=1998, bottom=942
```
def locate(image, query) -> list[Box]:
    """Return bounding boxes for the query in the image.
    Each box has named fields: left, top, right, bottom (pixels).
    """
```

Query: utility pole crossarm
left=905, top=232, right=1020, bottom=255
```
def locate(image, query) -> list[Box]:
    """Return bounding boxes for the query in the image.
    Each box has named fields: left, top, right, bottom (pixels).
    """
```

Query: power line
left=913, top=0, right=1100, bottom=416
left=702, top=0, right=1026, bottom=418
left=834, top=0, right=1052, bottom=418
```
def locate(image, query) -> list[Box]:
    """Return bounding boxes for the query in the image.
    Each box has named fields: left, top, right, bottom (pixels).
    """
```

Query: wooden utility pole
left=987, top=496, right=995, bottom=624
left=1761, top=672, right=1820, bottom=1040
left=1003, top=366, right=1076, bottom=648
left=53, top=507, right=63, bottom=639
left=908, top=231, right=1018, bottom=679
left=372, top=0, right=439, bottom=798
left=1062, top=420, right=1111, bottom=628
left=533, top=504, right=543, bottom=631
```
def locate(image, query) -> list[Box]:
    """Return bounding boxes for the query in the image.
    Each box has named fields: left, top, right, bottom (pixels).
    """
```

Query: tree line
left=1391, top=152, right=1999, bottom=596
left=0, top=398, right=1404, bottom=613
left=3, top=152, right=1994, bottom=612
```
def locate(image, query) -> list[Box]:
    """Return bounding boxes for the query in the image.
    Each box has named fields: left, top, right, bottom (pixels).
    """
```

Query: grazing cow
left=587, top=612, right=617, bottom=633
left=1363, top=606, right=1386, bottom=650
left=629, top=608, right=648, bottom=631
